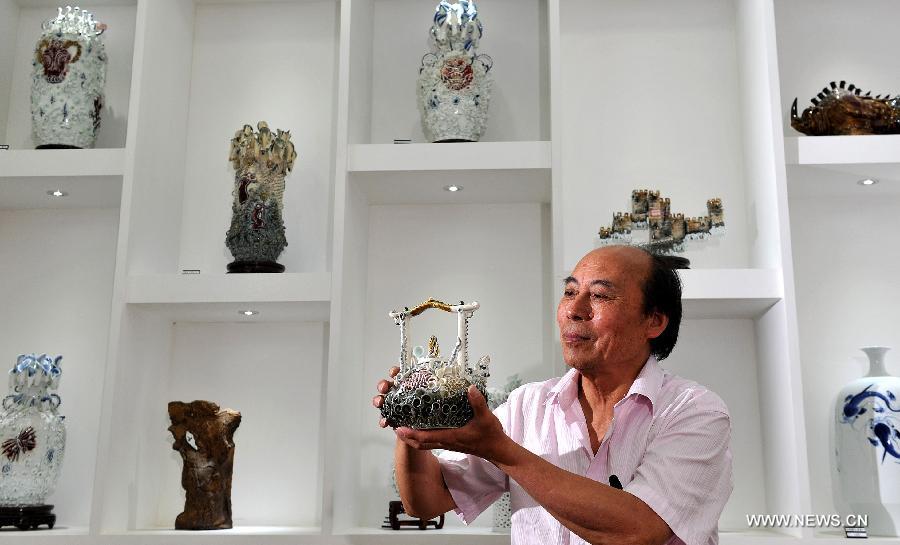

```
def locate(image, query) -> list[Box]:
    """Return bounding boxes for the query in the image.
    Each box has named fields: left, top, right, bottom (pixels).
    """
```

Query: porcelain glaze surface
left=0, top=355, right=66, bottom=507
left=31, top=7, right=107, bottom=149
left=833, top=347, right=900, bottom=536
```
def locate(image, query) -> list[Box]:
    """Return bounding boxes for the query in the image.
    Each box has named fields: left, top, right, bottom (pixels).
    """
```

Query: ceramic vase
left=417, top=0, right=493, bottom=143
left=31, top=7, right=107, bottom=149
left=380, top=299, right=490, bottom=429
left=0, top=355, right=66, bottom=511
left=833, top=346, right=900, bottom=536
left=225, top=121, right=297, bottom=273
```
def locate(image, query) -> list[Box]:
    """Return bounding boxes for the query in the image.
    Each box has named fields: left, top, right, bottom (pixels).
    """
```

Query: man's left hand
left=394, top=385, right=511, bottom=464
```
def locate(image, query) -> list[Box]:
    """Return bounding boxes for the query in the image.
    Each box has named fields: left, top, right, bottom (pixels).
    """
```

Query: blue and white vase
left=417, top=1, right=492, bottom=143
left=31, top=7, right=107, bottom=149
left=0, top=355, right=66, bottom=507
left=833, top=346, right=900, bottom=536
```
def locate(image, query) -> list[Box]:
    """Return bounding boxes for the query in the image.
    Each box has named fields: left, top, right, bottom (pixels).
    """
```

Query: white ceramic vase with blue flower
left=833, top=347, right=900, bottom=536
left=0, top=355, right=66, bottom=509
left=417, top=0, right=492, bottom=143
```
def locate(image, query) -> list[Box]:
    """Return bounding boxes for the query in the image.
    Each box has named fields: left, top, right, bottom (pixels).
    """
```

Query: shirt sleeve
left=624, top=403, right=733, bottom=545
left=436, top=399, right=514, bottom=524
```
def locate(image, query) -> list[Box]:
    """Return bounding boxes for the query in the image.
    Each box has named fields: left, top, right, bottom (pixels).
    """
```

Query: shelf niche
left=0, top=0, right=136, bottom=150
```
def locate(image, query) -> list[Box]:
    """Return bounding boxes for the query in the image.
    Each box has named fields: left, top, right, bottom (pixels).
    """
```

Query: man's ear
left=646, top=310, right=668, bottom=340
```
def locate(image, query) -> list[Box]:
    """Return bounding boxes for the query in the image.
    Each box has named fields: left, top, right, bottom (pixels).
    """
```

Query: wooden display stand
left=384, top=500, right=445, bottom=531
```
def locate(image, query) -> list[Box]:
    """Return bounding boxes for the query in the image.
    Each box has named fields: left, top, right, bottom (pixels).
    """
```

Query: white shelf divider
left=125, top=273, right=331, bottom=322
left=0, top=148, right=126, bottom=177
left=679, top=268, right=782, bottom=319
left=348, top=141, right=551, bottom=172
left=784, top=135, right=900, bottom=165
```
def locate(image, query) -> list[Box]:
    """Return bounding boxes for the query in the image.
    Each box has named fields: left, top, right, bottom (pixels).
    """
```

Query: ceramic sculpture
left=0, top=355, right=66, bottom=530
left=31, top=6, right=107, bottom=149
left=597, top=190, right=725, bottom=254
left=487, top=375, right=521, bottom=533
left=225, top=121, right=297, bottom=273
left=168, top=400, right=241, bottom=530
left=792, top=81, right=900, bottom=136
left=417, top=1, right=493, bottom=142
left=833, top=347, right=900, bottom=536
left=380, top=298, right=490, bottom=429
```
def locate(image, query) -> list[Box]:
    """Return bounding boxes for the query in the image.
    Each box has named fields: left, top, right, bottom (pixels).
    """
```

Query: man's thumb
left=468, top=384, right=488, bottom=414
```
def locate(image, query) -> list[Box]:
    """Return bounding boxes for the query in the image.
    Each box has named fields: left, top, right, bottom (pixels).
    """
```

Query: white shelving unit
left=0, top=0, right=893, bottom=543
left=775, top=1, right=900, bottom=541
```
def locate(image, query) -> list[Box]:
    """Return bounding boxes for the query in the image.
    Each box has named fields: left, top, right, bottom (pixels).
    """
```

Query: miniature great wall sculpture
left=597, top=190, right=725, bottom=254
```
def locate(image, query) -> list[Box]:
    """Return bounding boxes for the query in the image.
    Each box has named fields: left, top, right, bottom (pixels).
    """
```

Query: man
left=373, top=245, right=733, bottom=545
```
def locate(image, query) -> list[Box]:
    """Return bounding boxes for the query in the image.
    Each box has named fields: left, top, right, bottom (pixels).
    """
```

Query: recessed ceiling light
left=444, top=185, right=463, bottom=192
left=47, top=189, right=68, bottom=197
left=239, top=310, right=259, bottom=316
left=858, top=178, right=878, bottom=186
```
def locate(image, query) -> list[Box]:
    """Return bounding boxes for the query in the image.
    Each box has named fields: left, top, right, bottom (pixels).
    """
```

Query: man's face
left=556, top=247, right=665, bottom=372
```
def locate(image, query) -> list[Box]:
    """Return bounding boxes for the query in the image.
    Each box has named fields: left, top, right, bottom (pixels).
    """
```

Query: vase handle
left=420, top=53, right=438, bottom=72
left=475, top=54, right=493, bottom=73
left=2, top=396, right=16, bottom=410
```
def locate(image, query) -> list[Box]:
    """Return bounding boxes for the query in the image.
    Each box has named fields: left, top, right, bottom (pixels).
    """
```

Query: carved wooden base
left=0, top=505, right=56, bottom=530
left=385, top=500, right=445, bottom=530
left=168, top=401, right=242, bottom=531
left=226, top=260, right=285, bottom=273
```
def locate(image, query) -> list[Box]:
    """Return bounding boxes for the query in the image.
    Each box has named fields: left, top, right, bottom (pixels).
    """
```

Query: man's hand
left=372, top=366, right=400, bottom=428
left=393, top=385, right=513, bottom=464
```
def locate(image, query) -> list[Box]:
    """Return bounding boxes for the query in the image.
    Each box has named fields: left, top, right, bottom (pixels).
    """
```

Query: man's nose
left=565, top=294, right=593, bottom=321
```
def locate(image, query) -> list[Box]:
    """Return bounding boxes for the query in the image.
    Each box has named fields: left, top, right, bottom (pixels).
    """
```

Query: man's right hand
left=373, top=366, right=400, bottom=428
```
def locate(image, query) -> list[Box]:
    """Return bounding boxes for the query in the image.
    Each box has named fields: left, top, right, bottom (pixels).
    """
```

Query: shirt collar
left=547, top=356, right=664, bottom=414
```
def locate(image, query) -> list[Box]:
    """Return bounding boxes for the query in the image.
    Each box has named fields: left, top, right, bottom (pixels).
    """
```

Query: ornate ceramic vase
left=833, top=347, right=900, bottom=536
left=31, top=7, right=107, bottom=149
left=487, top=375, right=521, bottom=533
left=0, top=355, right=66, bottom=530
left=380, top=298, right=490, bottom=429
left=225, top=121, right=297, bottom=273
left=417, top=0, right=493, bottom=143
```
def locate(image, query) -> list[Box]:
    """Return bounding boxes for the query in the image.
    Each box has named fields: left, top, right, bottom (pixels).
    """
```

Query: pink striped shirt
left=438, top=357, right=733, bottom=545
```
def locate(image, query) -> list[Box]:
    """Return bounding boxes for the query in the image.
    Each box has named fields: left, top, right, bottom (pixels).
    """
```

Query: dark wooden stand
left=384, top=500, right=444, bottom=530
left=226, top=260, right=285, bottom=273
left=0, top=505, right=55, bottom=530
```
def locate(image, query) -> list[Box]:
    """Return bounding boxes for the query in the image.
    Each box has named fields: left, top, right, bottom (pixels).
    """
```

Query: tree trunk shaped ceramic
left=31, top=7, right=107, bottom=149
left=0, top=355, right=66, bottom=530
left=417, top=1, right=492, bottom=143
left=168, top=401, right=241, bottom=530
left=833, top=347, right=900, bottom=536
left=225, top=121, right=297, bottom=273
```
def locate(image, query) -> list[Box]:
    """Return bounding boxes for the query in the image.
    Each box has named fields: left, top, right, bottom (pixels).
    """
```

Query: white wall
left=177, top=1, right=338, bottom=275
left=357, top=202, right=549, bottom=527
left=558, top=0, right=751, bottom=272
left=775, top=0, right=900, bottom=137
left=5, top=4, right=136, bottom=149
left=0, top=207, right=118, bottom=528
left=154, top=321, right=326, bottom=529
left=790, top=194, right=900, bottom=518
left=0, top=0, right=19, bottom=144
left=368, top=0, right=548, bottom=144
